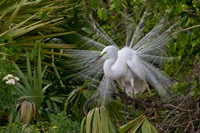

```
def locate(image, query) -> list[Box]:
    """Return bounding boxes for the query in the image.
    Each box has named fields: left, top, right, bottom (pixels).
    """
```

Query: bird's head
left=93, top=46, right=118, bottom=64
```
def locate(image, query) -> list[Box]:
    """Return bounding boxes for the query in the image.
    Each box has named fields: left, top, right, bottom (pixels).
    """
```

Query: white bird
left=90, top=16, right=175, bottom=100
left=68, top=13, right=176, bottom=118
left=95, top=46, right=146, bottom=96
left=94, top=46, right=148, bottom=119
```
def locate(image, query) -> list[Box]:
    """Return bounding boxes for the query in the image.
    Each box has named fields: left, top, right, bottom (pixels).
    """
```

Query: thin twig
left=173, top=25, right=200, bottom=34
left=183, top=9, right=199, bottom=16
left=160, top=95, right=189, bottom=125
left=164, top=104, right=194, bottom=112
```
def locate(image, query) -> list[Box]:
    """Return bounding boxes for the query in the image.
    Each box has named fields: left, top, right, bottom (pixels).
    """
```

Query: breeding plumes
left=67, top=12, right=176, bottom=109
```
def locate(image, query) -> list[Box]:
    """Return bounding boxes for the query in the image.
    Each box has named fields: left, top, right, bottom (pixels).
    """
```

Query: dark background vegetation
left=0, top=0, right=199, bottom=132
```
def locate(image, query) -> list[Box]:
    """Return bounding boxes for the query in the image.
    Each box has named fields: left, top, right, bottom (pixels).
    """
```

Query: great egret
left=67, top=13, right=176, bottom=120
left=94, top=46, right=147, bottom=118
left=94, top=46, right=146, bottom=94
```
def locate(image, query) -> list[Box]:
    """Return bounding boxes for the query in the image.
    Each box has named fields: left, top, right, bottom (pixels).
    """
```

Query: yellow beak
left=92, top=56, right=102, bottom=65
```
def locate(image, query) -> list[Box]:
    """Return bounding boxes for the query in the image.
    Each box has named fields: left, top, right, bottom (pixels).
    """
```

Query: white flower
left=6, top=74, right=14, bottom=79
left=2, top=74, right=19, bottom=85
left=2, top=74, right=14, bottom=81
left=6, top=79, right=15, bottom=85
left=2, top=76, right=8, bottom=81
left=14, top=76, right=20, bottom=81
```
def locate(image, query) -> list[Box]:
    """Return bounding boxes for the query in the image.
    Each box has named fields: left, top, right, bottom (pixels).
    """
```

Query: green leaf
left=84, top=106, right=117, bottom=133
left=42, top=83, right=52, bottom=93
left=85, top=109, right=95, bottom=133
left=6, top=0, right=26, bottom=27
left=120, top=115, right=145, bottom=133
left=110, top=1, right=121, bottom=10
left=97, top=8, right=103, bottom=19
left=14, top=63, right=32, bottom=92
left=175, top=3, right=183, bottom=14
left=81, top=117, right=86, bottom=133
left=180, top=32, right=189, bottom=45
left=26, top=51, right=33, bottom=88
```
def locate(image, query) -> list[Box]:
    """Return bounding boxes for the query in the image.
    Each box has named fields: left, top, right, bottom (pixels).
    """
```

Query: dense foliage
left=0, top=0, right=199, bottom=132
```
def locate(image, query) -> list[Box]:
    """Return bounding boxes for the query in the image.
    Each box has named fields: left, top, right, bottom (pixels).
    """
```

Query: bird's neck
left=103, top=58, right=120, bottom=79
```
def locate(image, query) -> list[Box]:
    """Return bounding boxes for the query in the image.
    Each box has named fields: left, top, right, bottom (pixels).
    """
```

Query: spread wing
left=126, top=15, right=177, bottom=96
left=127, top=52, right=172, bottom=96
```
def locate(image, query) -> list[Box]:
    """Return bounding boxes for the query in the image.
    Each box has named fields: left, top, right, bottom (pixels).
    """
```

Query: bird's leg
left=131, top=78, right=136, bottom=118
left=122, top=81, right=127, bottom=124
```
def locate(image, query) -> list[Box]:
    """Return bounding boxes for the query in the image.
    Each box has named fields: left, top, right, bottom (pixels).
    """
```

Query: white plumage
left=100, top=46, right=146, bottom=95
left=68, top=13, right=176, bottom=104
